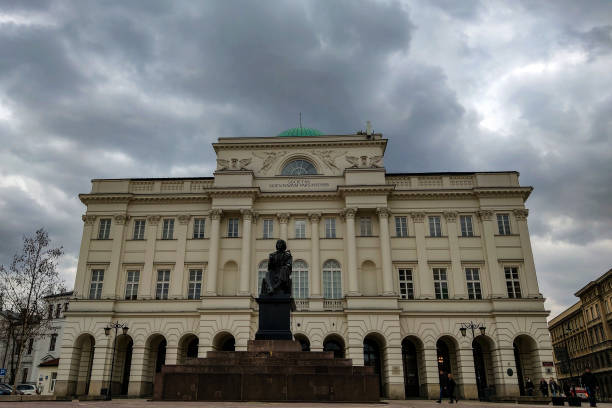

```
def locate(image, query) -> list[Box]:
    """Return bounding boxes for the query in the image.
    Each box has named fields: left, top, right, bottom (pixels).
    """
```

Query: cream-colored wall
left=61, top=134, right=550, bottom=400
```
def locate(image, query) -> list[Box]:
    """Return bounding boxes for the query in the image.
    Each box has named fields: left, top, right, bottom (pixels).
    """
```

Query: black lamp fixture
left=460, top=327, right=467, bottom=337
left=479, top=326, right=486, bottom=336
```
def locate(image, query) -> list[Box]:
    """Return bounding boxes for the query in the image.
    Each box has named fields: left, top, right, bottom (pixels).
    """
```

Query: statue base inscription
left=255, top=295, right=296, bottom=340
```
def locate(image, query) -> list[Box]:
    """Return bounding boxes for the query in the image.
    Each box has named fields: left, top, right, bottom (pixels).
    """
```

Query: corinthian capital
left=82, top=214, right=97, bottom=225
left=147, top=215, right=161, bottom=225
left=513, top=209, right=529, bottom=221
left=443, top=211, right=458, bottom=223
left=178, top=214, right=192, bottom=225
left=113, top=214, right=128, bottom=225
left=410, top=212, right=426, bottom=223
left=308, top=212, right=322, bottom=223
left=477, top=210, right=493, bottom=221
left=277, top=212, right=290, bottom=224
left=209, top=209, right=223, bottom=220
left=241, top=209, right=253, bottom=221
left=342, top=208, right=357, bottom=220
left=376, top=207, right=391, bottom=219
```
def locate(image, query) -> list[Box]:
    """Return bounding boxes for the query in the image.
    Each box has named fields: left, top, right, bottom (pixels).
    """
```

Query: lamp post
left=104, top=322, right=129, bottom=401
left=460, top=321, right=486, bottom=401
left=561, top=323, right=574, bottom=393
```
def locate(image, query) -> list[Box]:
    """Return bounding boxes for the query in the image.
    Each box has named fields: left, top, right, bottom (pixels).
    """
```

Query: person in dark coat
left=436, top=370, right=447, bottom=403
left=581, top=368, right=598, bottom=407
left=539, top=378, right=549, bottom=397
left=447, top=373, right=457, bottom=403
left=562, top=381, right=571, bottom=397
left=525, top=377, right=535, bottom=396
left=549, top=378, right=559, bottom=397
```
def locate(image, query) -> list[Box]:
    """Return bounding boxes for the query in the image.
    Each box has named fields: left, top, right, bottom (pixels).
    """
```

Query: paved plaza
left=1, top=400, right=612, bottom=408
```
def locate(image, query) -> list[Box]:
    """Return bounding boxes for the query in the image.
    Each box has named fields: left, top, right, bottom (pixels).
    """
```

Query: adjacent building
left=549, top=268, right=612, bottom=399
left=56, top=128, right=553, bottom=399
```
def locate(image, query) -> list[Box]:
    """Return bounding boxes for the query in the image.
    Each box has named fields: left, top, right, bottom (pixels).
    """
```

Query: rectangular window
left=27, top=339, right=33, bottom=355
left=98, top=218, right=111, bottom=239
left=465, top=268, right=482, bottom=300
left=89, top=269, right=104, bottom=300
left=398, top=268, right=414, bottom=300
left=188, top=269, right=202, bottom=300
left=429, top=216, right=442, bottom=237
left=460, top=215, right=474, bottom=237
left=125, top=270, right=140, bottom=300
left=193, top=218, right=205, bottom=239
left=433, top=268, right=449, bottom=299
left=325, top=218, right=336, bottom=238
left=156, top=269, right=170, bottom=300
left=497, top=214, right=511, bottom=235
left=133, top=219, right=146, bottom=240
left=55, top=303, right=61, bottom=318
left=48, top=304, right=53, bottom=320
left=295, top=219, right=306, bottom=239
left=395, top=216, right=408, bottom=237
left=360, top=217, right=372, bottom=236
left=263, top=219, right=274, bottom=239
left=49, top=334, right=57, bottom=351
left=504, top=266, right=522, bottom=298
left=227, top=217, right=239, bottom=237
left=162, top=219, right=174, bottom=239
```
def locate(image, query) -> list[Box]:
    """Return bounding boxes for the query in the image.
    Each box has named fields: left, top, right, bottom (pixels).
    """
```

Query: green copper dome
left=277, top=127, right=323, bottom=137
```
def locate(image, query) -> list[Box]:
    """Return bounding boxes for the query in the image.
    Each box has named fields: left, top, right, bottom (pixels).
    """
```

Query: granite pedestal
left=153, top=340, right=379, bottom=402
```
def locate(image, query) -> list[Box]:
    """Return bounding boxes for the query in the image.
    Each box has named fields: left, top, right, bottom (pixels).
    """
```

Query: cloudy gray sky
left=0, top=0, right=610, bottom=318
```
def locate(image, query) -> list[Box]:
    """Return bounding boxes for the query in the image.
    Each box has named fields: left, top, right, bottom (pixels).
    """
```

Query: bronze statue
left=260, top=239, right=292, bottom=296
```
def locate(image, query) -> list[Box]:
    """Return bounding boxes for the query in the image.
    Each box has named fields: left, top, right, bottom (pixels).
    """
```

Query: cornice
left=338, top=184, right=395, bottom=196
left=79, top=194, right=132, bottom=204
left=213, top=139, right=387, bottom=152
left=79, top=193, right=211, bottom=204
left=474, top=187, right=532, bottom=200
left=208, top=187, right=260, bottom=198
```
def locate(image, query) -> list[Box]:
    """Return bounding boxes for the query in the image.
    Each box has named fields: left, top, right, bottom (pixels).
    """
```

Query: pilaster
left=478, top=210, right=505, bottom=298
left=277, top=212, right=290, bottom=242
left=412, top=212, right=433, bottom=298
left=74, top=215, right=96, bottom=299
left=102, top=214, right=127, bottom=299
left=445, top=212, right=466, bottom=298
left=170, top=214, right=190, bottom=298
left=377, top=207, right=394, bottom=295
left=140, top=215, right=160, bottom=299
left=205, top=209, right=222, bottom=296
left=343, top=208, right=359, bottom=295
left=309, top=212, right=322, bottom=298
left=513, top=209, right=540, bottom=297
left=239, top=209, right=253, bottom=295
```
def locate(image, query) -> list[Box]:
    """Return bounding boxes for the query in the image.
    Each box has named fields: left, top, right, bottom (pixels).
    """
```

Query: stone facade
left=549, top=268, right=612, bottom=400
left=56, top=131, right=552, bottom=399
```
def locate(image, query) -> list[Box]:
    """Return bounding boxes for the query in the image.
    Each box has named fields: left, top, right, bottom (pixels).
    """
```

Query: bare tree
left=0, top=228, right=64, bottom=391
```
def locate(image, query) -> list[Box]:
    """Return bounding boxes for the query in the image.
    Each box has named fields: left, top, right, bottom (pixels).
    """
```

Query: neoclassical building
left=56, top=128, right=553, bottom=400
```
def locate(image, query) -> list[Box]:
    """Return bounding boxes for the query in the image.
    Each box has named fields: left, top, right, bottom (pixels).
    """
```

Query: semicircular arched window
left=281, top=159, right=317, bottom=176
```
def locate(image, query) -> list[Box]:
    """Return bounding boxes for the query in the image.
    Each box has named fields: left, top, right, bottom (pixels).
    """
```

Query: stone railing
left=127, top=179, right=214, bottom=194
left=388, top=175, right=475, bottom=190
left=323, top=299, right=344, bottom=311
left=294, top=299, right=309, bottom=311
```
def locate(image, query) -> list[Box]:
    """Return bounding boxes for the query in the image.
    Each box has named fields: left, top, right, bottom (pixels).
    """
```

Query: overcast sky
left=0, top=0, right=610, bottom=318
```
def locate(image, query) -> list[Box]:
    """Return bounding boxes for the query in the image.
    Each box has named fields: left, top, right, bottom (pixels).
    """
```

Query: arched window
left=257, top=261, right=267, bottom=295
left=323, top=260, right=342, bottom=299
left=292, top=260, right=309, bottom=299
left=281, top=159, right=317, bottom=176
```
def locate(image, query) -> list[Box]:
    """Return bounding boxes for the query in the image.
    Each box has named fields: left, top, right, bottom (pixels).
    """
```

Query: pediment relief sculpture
left=312, top=149, right=346, bottom=172
left=216, top=157, right=252, bottom=171
left=345, top=154, right=383, bottom=168
left=252, top=150, right=288, bottom=174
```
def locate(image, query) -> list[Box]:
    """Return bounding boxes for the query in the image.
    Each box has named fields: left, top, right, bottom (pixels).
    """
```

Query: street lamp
left=104, top=321, right=129, bottom=401
left=460, top=321, right=486, bottom=401
left=561, top=323, right=575, bottom=393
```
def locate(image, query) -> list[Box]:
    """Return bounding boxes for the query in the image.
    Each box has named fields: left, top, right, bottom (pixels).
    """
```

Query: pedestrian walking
left=581, top=367, right=598, bottom=407
left=436, top=369, right=447, bottom=403
left=525, top=377, right=535, bottom=396
left=562, top=381, right=571, bottom=397
left=447, top=373, right=457, bottom=403
left=539, top=378, right=549, bottom=397
left=549, top=377, right=559, bottom=397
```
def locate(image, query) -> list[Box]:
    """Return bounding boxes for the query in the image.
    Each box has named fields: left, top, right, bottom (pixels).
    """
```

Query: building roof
left=574, top=268, right=612, bottom=297
left=43, top=291, right=74, bottom=299
left=277, top=127, right=323, bottom=137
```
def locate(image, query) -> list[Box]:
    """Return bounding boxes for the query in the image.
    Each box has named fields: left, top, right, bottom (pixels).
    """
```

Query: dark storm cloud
left=0, top=0, right=610, bottom=317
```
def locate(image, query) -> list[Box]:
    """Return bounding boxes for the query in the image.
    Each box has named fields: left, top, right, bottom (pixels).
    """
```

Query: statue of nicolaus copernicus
left=260, top=239, right=292, bottom=296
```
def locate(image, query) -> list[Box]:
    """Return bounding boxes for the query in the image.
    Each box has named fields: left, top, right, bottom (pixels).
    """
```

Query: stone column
left=377, top=207, right=394, bottom=295
left=205, top=209, right=222, bottom=296
left=423, top=346, right=441, bottom=398
left=457, top=346, right=477, bottom=399
left=140, top=215, right=160, bottom=299
left=343, top=208, right=359, bottom=295
left=277, top=213, right=290, bottom=242
left=412, top=212, right=433, bottom=298
left=513, top=209, right=540, bottom=297
left=309, top=212, right=322, bottom=298
left=74, top=215, right=96, bottom=299
left=239, top=209, right=253, bottom=295
left=102, top=214, right=127, bottom=299
left=170, top=214, right=190, bottom=298
left=87, top=339, right=112, bottom=397
left=478, top=210, right=506, bottom=297
left=445, top=212, right=466, bottom=298
left=127, top=345, right=146, bottom=396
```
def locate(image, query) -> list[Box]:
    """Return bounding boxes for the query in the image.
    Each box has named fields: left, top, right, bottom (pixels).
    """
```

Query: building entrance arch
left=364, top=333, right=386, bottom=397
left=513, top=334, right=541, bottom=396
left=402, top=336, right=423, bottom=398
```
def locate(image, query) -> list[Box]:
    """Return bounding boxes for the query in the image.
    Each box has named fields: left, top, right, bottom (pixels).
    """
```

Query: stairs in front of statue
left=153, top=340, right=379, bottom=402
